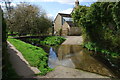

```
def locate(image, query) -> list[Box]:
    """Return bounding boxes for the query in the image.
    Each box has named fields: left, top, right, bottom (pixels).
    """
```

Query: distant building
left=54, top=0, right=81, bottom=36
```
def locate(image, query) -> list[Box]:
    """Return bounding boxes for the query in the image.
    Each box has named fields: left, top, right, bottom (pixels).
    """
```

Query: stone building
left=54, top=0, right=81, bottom=36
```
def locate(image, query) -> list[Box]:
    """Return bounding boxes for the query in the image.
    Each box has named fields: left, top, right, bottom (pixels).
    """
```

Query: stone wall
left=61, top=22, right=70, bottom=36
left=54, top=14, right=62, bottom=35
left=62, top=26, right=81, bottom=36
left=69, top=27, right=81, bottom=36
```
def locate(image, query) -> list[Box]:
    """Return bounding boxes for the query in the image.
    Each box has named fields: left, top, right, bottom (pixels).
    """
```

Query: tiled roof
left=54, top=13, right=71, bottom=22
left=58, top=13, right=71, bottom=17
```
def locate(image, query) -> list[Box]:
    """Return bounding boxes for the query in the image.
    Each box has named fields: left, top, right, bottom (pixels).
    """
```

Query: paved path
left=62, top=36, right=83, bottom=45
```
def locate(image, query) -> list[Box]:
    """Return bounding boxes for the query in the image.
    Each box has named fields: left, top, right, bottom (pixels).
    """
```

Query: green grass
left=8, top=38, right=52, bottom=75
left=40, top=36, right=66, bottom=46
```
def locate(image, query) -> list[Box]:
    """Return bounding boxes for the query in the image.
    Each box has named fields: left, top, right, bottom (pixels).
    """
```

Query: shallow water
left=48, top=44, right=117, bottom=77
left=19, top=38, right=119, bottom=78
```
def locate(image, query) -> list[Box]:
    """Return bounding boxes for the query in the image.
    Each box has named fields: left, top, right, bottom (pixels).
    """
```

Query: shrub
left=84, top=42, right=120, bottom=58
left=72, top=2, right=120, bottom=54
left=40, top=36, right=66, bottom=46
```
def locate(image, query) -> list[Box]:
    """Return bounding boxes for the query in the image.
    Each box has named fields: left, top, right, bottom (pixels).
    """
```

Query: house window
left=63, top=17, right=72, bottom=21
left=62, top=18, right=65, bottom=25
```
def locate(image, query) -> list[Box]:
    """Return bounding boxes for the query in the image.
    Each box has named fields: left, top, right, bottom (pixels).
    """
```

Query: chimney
left=75, top=0, right=79, bottom=8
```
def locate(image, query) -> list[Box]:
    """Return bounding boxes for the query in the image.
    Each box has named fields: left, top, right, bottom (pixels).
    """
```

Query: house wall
left=61, top=22, right=81, bottom=36
left=54, top=13, right=82, bottom=36
left=54, top=14, right=62, bottom=35
left=69, top=27, right=81, bottom=36
left=61, top=22, right=70, bottom=36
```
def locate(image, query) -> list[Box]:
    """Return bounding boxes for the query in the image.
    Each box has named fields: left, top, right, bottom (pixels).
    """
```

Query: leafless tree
left=2, top=0, right=13, bottom=18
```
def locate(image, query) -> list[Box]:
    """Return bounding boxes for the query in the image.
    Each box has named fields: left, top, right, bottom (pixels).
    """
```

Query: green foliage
left=6, top=3, right=52, bottom=36
left=84, top=42, right=120, bottom=58
left=27, top=38, right=41, bottom=44
left=72, top=5, right=89, bottom=27
left=72, top=5, right=90, bottom=41
left=8, top=38, right=52, bottom=75
left=40, top=36, right=66, bottom=46
left=72, top=2, right=120, bottom=54
left=84, top=42, right=97, bottom=51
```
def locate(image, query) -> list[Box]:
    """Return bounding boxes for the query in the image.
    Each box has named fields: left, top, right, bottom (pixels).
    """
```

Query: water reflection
left=48, top=47, right=75, bottom=68
left=48, top=47, right=59, bottom=68
left=51, top=45, right=115, bottom=77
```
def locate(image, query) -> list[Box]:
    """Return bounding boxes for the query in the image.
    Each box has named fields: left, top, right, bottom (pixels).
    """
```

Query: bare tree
left=2, top=0, right=13, bottom=18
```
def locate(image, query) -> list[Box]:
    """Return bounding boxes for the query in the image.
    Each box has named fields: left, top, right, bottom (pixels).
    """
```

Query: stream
left=47, top=45, right=117, bottom=78
left=19, top=38, right=120, bottom=78
left=48, top=47, right=75, bottom=68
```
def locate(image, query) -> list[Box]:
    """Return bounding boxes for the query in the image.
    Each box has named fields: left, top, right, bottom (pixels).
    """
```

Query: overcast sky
left=0, top=0, right=96, bottom=20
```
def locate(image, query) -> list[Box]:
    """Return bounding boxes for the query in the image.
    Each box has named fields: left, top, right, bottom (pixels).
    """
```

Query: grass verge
left=8, top=38, right=52, bottom=75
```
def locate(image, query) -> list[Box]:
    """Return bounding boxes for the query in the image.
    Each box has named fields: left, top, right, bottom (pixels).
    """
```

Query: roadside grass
left=7, top=38, right=52, bottom=75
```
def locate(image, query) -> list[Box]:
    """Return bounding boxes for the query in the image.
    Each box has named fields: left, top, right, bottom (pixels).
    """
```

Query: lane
left=62, top=36, right=83, bottom=45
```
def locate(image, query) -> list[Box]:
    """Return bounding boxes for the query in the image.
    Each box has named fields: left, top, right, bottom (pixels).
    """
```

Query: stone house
left=54, top=0, right=81, bottom=36
left=54, top=13, right=71, bottom=35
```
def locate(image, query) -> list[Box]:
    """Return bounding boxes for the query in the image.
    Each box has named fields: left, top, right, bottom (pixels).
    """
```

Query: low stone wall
left=61, top=29, right=68, bottom=36
left=69, top=27, right=81, bottom=36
